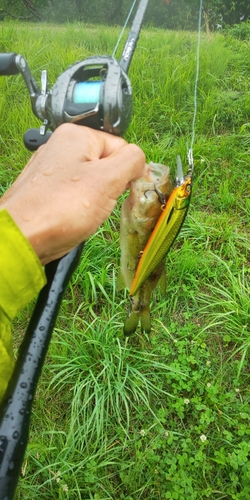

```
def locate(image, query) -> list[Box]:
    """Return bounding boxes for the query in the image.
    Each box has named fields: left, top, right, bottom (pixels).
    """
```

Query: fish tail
left=123, top=308, right=151, bottom=336
left=140, top=308, right=151, bottom=334
left=124, top=312, right=140, bottom=336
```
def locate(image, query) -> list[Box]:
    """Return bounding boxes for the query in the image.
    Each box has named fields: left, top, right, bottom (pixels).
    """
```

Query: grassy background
left=0, top=21, right=250, bottom=499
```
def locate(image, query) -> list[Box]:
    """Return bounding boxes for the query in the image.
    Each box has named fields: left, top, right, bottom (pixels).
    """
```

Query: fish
left=130, top=159, right=192, bottom=297
left=117, top=161, right=173, bottom=336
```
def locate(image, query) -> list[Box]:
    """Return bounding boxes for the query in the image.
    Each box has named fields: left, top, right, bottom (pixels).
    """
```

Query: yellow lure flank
left=130, top=176, right=192, bottom=296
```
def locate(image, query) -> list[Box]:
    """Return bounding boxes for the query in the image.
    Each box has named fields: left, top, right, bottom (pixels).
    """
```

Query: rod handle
left=0, top=53, right=19, bottom=76
left=0, top=475, right=16, bottom=499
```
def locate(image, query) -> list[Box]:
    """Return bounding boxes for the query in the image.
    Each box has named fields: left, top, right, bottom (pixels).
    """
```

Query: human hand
left=0, top=124, right=146, bottom=264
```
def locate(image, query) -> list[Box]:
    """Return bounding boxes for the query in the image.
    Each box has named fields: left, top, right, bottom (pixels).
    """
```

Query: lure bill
left=130, top=160, right=192, bottom=298
left=117, top=162, right=173, bottom=336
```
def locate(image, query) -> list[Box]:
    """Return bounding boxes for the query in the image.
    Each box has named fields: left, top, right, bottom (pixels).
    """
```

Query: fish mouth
left=149, top=161, right=170, bottom=182
left=131, top=162, right=172, bottom=205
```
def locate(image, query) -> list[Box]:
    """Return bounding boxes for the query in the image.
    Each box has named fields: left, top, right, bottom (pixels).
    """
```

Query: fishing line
left=187, top=0, right=203, bottom=170
left=112, top=0, right=137, bottom=57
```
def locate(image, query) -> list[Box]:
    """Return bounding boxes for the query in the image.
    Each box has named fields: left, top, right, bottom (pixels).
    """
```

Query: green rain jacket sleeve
left=0, top=209, right=46, bottom=403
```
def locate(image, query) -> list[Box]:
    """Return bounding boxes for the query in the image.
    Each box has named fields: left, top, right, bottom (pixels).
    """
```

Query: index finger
left=52, top=123, right=128, bottom=160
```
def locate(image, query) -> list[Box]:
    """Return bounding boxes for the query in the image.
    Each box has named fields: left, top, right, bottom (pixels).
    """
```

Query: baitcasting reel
left=0, top=52, right=132, bottom=150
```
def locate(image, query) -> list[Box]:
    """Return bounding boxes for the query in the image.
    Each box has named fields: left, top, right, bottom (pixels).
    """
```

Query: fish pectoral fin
left=116, top=270, right=126, bottom=291
left=127, top=251, right=143, bottom=273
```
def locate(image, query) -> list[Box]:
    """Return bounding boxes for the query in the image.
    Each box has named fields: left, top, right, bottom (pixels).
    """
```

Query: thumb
left=101, top=143, right=146, bottom=196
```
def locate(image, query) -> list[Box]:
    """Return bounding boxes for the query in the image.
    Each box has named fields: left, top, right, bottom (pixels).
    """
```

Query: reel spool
left=46, top=55, right=132, bottom=135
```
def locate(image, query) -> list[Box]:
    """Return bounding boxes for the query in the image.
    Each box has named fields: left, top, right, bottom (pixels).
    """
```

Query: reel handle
left=24, top=129, right=52, bottom=151
left=0, top=53, right=19, bottom=76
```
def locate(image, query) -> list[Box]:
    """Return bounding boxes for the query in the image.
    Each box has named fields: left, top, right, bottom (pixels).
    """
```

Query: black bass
left=117, top=162, right=173, bottom=335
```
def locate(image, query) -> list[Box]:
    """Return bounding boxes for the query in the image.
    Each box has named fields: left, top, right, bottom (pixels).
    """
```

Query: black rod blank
left=120, top=0, right=149, bottom=74
left=0, top=243, right=84, bottom=499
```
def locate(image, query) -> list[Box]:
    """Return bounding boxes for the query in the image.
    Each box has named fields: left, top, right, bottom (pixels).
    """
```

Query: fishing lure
left=130, top=157, right=192, bottom=297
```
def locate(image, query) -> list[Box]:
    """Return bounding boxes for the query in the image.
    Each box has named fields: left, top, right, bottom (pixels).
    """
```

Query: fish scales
left=118, top=162, right=172, bottom=336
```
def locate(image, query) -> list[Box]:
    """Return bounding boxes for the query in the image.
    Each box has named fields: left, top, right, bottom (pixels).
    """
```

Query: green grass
left=0, top=21, right=250, bottom=500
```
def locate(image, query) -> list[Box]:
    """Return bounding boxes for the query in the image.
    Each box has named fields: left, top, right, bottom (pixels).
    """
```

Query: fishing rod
left=0, top=0, right=149, bottom=497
